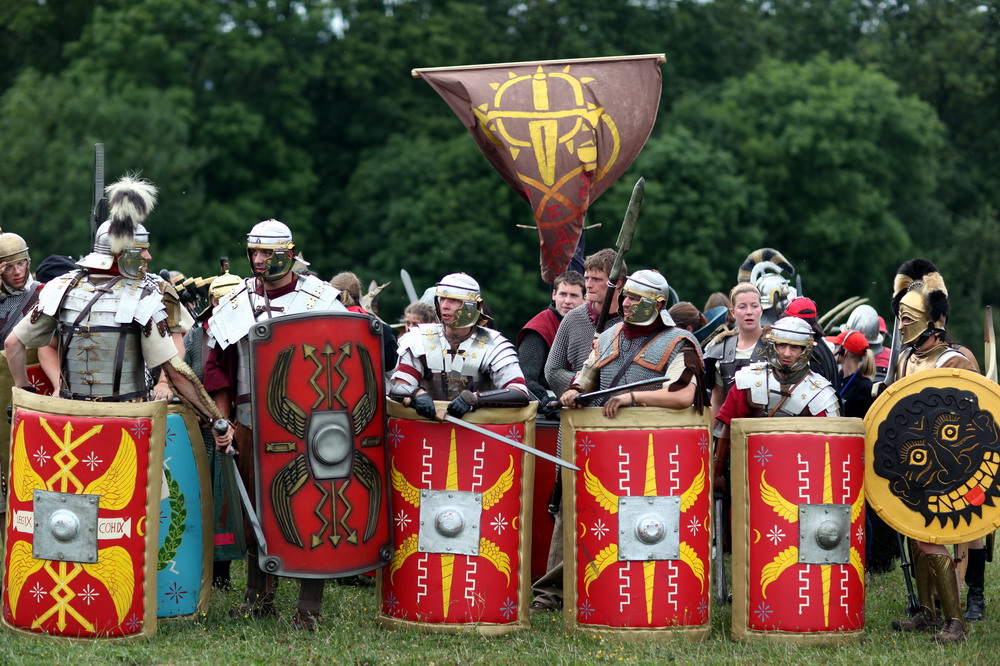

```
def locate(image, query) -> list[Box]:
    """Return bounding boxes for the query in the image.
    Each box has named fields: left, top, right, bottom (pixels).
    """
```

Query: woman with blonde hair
left=830, top=329, right=875, bottom=418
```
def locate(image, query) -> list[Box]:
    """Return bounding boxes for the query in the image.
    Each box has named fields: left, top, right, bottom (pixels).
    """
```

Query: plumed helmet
left=247, top=219, right=302, bottom=280
left=765, top=316, right=816, bottom=382
left=891, top=258, right=948, bottom=346
left=845, top=304, right=883, bottom=347
left=622, top=269, right=675, bottom=326
left=0, top=228, right=29, bottom=265
left=435, top=273, right=482, bottom=329
left=78, top=176, right=157, bottom=278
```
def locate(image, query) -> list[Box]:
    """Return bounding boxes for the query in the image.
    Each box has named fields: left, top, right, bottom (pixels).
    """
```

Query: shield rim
left=730, top=416, right=866, bottom=645
left=376, top=400, right=536, bottom=635
left=863, top=368, right=1000, bottom=545
left=3, top=388, right=166, bottom=640
left=561, top=406, right=713, bottom=642
left=248, top=310, right=390, bottom=578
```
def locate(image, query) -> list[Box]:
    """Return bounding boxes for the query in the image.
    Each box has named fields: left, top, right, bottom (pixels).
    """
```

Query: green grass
left=0, top=559, right=994, bottom=665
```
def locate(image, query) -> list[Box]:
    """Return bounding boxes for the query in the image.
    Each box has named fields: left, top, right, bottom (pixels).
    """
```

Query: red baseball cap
left=833, top=329, right=870, bottom=355
left=784, top=297, right=818, bottom=320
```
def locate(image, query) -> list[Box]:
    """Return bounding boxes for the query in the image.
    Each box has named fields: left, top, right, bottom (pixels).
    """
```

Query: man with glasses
left=0, top=229, right=41, bottom=343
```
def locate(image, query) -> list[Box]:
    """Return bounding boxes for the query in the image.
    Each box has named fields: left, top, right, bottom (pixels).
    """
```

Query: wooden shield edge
left=377, top=400, right=536, bottom=635
left=730, top=416, right=866, bottom=645
left=3, top=388, right=166, bottom=641
left=562, top=406, right=713, bottom=642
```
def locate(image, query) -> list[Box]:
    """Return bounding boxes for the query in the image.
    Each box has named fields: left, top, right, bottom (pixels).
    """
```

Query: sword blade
left=574, top=376, right=668, bottom=405
left=442, top=414, right=580, bottom=471
left=400, top=269, right=418, bottom=304
left=223, top=453, right=269, bottom=553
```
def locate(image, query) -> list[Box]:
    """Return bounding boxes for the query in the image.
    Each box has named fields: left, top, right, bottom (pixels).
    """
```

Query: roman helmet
left=0, top=228, right=29, bottom=265
left=765, top=316, right=816, bottom=383
left=891, top=259, right=948, bottom=347
left=78, top=176, right=157, bottom=278
left=844, top=304, right=883, bottom=347
left=435, top=273, right=482, bottom=329
left=246, top=219, right=303, bottom=280
left=621, top=269, right=675, bottom=326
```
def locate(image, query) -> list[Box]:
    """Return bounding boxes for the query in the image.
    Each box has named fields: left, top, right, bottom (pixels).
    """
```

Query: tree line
left=0, top=0, right=997, bottom=350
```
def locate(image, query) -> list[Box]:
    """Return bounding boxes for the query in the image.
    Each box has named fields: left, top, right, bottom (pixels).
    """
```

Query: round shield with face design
left=865, top=368, right=1000, bottom=544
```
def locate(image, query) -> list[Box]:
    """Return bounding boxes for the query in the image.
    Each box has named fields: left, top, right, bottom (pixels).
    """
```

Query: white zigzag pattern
left=667, top=447, right=680, bottom=495
left=841, top=454, right=851, bottom=505
left=465, top=558, right=478, bottom=603
left=421, top=437, right=434, bottom=488
left=618, top=564, right=631, bottom=614
left=798, top=566, right=811, bottom=615
left=618, top=445, right=631, bottom=495
left=470, top=441, right=486, bottom=492
left=839, top=568, right=851, bottom=621
left=416, top=553, right=429, bottom=604
left=797, top=453, right=811, bottom=503
left=666, top=561, right=679, bottom=611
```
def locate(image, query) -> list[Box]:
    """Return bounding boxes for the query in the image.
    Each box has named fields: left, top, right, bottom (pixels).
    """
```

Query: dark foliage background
left=1, top=0, right=997, bottom=353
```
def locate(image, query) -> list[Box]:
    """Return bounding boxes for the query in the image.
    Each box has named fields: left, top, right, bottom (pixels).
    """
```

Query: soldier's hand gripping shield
left=730, top=417, right=866, bottom=645
left=865, top=368, right=1000, bottom=545
left=249, top=311, right=391, bottom=578
left=3, top=389, right=166, bottom=639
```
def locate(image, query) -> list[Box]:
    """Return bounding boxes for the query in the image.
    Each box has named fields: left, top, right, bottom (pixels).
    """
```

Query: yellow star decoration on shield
left=389, top=428, right=513, bottom=617
left=757, top=442, right=865, bottom=627
left=581, top=435, right=706, bottom=624
left=8, top=418, right=138, bottom=632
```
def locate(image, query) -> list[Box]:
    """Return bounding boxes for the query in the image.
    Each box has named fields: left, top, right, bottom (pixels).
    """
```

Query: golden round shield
left=865, top=368, right=1000, bottom=544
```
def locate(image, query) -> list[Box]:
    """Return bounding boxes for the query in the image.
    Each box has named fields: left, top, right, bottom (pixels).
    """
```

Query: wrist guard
left=475, top=387, right=529, bottom=409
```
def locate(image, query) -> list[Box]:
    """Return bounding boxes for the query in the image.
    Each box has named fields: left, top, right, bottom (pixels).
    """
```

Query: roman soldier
left=0, top=228, right=42, bottom=343
left=6, top=176, right=219, bottom=415
left=560, top=269, right=705, bottom=417
left=205, top=219, right=346, bottom=630
left=388, top=272, right=529, bottom=416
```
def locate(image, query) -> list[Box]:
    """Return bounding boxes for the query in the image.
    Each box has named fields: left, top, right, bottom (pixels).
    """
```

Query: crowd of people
left=0, top=174, right=990, bottom=643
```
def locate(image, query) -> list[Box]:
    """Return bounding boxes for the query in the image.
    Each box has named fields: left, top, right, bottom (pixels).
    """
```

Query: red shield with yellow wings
left=562, top=407, right=712, bottom=640
left=377, top=401, right=535, bottom=635
left=731, top=417, right=866, bottom=644
left=2, top=389, right=164, bottom=639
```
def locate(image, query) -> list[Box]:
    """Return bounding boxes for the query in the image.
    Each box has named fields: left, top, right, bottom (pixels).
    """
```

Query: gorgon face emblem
left=875, top=387, right=1000, bottom=527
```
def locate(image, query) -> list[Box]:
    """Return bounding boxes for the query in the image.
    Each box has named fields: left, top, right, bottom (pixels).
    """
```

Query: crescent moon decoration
left=511, top=516, right=519, bottom=530
left=579, top=522, right=587, bottom=538
left=704, top=516, right=710, bottom=532
left=137, top=516, right=146, bottom=537
left=753, top=528, right=761, bottom=544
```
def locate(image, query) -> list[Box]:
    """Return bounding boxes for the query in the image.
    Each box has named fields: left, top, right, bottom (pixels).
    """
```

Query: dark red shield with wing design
left=249, top=311, right=390, bottom=578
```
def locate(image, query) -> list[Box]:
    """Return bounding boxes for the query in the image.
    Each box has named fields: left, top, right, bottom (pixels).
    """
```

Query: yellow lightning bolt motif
left=440, top=428, right=459, bottom=618
left=643, top=435, right=656, bottom=623
left=821, top=442, right=833, bottom=627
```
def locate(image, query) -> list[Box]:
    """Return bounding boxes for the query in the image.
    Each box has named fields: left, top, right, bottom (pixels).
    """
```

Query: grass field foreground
left=0, top=558, right=994, bottom=665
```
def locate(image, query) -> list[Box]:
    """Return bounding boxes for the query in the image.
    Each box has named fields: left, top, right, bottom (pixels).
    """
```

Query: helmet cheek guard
left=622, top=290, right=660, bottom=326
left=435, top=273, right=482, bottom=330
left=246, top=219, right=297, bottom=281
left=765, top=316, right=816, bottom=383
left=621, top=269, right=675, bottom=327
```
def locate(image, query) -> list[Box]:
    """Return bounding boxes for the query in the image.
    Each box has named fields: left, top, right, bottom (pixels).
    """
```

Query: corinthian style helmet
left=78, top=176, right=157, bottom=278
left=435, top=273, right=482, bottom=329
left=622, top=269, right=675, bottom=326
left=765, top=316, right=816, bottom=383
left=891, top=258, right=949, bottom=346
